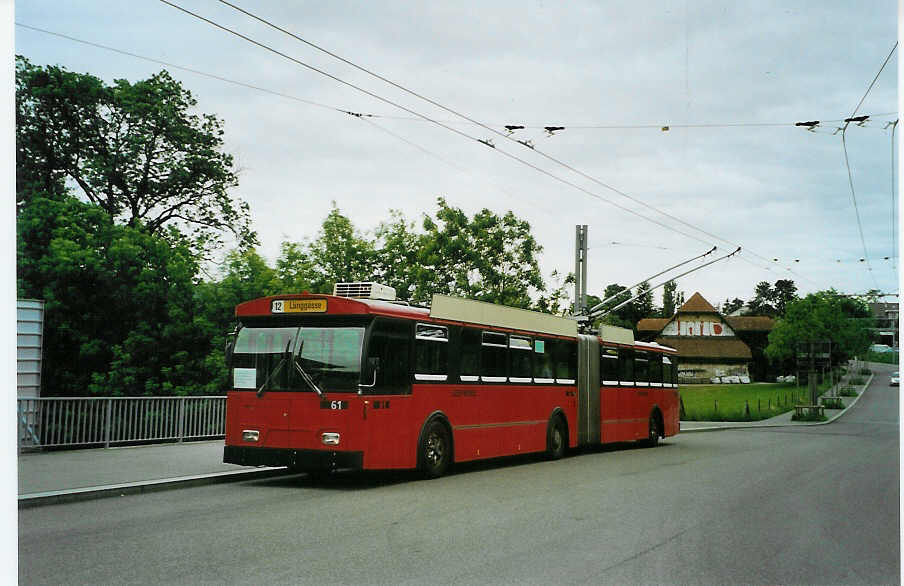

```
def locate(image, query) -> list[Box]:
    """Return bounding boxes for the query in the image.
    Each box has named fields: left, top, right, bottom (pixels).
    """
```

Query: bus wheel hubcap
left=426, top=433, right=444, bottom=465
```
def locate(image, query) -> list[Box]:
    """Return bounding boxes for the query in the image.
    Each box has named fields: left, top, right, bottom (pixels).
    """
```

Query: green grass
left=865, top=351, right=898, bottom=365
left=680, top=380, right=835, bottom=422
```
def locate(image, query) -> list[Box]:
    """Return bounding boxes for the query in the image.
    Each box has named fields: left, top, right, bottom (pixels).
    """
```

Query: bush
left=849, top=376, right=865, bottom=385
left=858, top=368, right=872, bottom=375
left=822, top=397, right=844, bottom=409
left=839, top=386, right=858, bottom=397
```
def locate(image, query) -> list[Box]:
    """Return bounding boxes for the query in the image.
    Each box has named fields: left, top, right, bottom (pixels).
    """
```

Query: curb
left=18, top=467, right=293, bottom=509
left=679, top=372, right=874, bottom=434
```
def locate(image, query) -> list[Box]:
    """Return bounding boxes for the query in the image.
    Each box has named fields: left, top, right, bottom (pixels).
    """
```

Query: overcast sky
left=13, top=0, right=900, bottom=309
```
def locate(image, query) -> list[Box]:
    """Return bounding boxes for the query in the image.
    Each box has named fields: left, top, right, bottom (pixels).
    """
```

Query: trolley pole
left=574, top=225, right=588, bottom=316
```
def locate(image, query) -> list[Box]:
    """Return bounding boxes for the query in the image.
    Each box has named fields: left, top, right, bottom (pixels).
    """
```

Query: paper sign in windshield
left=233, top=368, right=257, bottom=389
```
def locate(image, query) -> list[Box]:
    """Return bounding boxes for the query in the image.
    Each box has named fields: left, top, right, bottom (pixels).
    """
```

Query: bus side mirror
left=224, top=331, right=237, bottom=366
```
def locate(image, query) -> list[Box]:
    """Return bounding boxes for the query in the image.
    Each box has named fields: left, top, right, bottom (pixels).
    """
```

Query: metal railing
left=17, top=396, right=226, bottom=450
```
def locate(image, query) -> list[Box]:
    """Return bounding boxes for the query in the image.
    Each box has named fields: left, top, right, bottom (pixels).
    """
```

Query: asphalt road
left=19, top=362, right=899, bottom=585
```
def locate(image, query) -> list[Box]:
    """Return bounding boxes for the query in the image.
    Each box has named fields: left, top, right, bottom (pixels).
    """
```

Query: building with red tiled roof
left=636, top=292, right=775, bottom=383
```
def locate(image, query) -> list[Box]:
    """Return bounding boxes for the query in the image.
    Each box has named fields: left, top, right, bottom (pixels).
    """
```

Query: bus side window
left=619, top=349, right=634, bottom=385
left=600, top=347, right=619, bottom=385
left=459, top=328, right=480, bottom=382
left=481, top=331, right=508, bottom=382
left=663, top=355, right=673, bottom=387
left=414, top=323, right=448, bottom=382
left=366, top=319, right=411, bottom=395
left=554, top=339, right=576, bottom=384
left=534, top=339, right=555, bottom=383
left=634, top=351, right=649, bottom=384
left=668, top=356, right=679, bottom=385
left=649, top=353, right=663, bottom=385
left=509, top=335, right=532, bottom=383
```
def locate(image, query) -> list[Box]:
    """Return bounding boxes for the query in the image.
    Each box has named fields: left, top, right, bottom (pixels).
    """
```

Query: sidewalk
left=18, top=439, right=287, bottom=507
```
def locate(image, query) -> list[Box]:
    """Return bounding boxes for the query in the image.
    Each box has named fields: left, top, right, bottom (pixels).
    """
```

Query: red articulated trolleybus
left=223, top=282, right=679, bottom=478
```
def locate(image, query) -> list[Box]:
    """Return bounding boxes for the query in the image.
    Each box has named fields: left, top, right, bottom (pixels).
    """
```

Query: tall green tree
left=274, top=241, right=314, bottom=294
left=533, top=270, right=573, bottom=316
left=631, top=280, right=656, bottom=322
left=18, top=192, right=207, bottom=396
left=373, top=209, right=423, bottom=301
left=662, top=280, right=678, bottom=317
left=748, top=280, right=776, bottom=315
left=597, top=283, right=634, bottom=329
left=745, top=279, right=797, bottom=317
left=722, top=297, right=745, bottom=315
left=765, top=290, right=872, bottom=366
left=16, top=56, right=255, bottom=255
left=417, top=198, right=544, bottom=308
left=772, top=279, right=798, bottom=315
left=306, top=204, right=376, bottom=293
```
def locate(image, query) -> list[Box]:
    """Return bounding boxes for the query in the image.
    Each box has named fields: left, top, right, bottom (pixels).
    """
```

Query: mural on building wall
left=661, top=319, right=735, bottom=337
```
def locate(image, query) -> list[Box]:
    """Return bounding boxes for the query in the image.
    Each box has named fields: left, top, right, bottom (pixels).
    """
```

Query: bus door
left=360, top=318, right=413, bottom=469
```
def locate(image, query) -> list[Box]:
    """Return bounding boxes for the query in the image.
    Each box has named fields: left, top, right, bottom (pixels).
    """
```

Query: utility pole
left=574, top=225, right=588, bottom=316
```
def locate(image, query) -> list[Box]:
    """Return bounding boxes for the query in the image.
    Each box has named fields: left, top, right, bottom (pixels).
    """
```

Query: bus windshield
left=232, top=326, right=365, bottom=393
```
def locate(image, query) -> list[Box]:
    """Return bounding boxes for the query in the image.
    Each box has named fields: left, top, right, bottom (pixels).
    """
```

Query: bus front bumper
left=224, top=445, right=364, bottom=471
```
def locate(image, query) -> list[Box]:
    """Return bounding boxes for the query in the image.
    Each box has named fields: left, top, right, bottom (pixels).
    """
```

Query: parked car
left=891, top=372, right=899, bottom=387
left=871, top=344, right=895, bottom=353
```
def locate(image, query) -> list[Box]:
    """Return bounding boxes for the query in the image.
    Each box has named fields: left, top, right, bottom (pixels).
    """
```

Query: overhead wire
left=838, top=41, right=897, bottom=290
left=355, top=116, right=562, bottom=217
left=156, top=0, right=726, bottom=249
left=14, top=22, right=351, bottom=117
left=19, top=14, right=847, bottom=288
left=211, top=0, right=824, bottom=284
left=14, top=22, right=563, bottom=218
left=16, top=22, right=896, bottom=138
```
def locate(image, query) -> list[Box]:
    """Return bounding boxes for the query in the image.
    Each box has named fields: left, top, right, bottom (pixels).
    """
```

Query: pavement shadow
left=240, top=440, right=674, bottom=490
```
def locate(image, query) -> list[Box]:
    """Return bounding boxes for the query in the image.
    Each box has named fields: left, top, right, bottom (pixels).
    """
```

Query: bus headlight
left=242, top=430, right=260, bottom=442
left=321, top=432, right=340, bottom=446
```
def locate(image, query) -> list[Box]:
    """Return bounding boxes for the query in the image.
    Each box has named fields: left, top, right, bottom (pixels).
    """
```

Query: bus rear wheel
left=645, top=414, right=661, bottom=447
left=546, top=416, right=567, bottom=460
left=419, top=420, right=451, bottom=479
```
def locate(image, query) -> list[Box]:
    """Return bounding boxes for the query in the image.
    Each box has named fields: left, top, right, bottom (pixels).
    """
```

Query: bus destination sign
left=271, top=299, right=327, bottom=313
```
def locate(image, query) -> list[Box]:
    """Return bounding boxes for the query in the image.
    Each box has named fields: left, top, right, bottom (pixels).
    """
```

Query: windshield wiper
left=293, top=339, right=326, bottom=399
left=256, top=340, right=292, bottom=398
left=256, top=360, right=286, bottom=398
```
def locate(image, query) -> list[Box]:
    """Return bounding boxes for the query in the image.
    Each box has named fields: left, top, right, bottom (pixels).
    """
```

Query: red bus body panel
left=225, top=293, right=678, bottom=471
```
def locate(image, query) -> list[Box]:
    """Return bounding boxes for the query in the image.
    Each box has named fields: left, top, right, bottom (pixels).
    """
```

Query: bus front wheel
left=419, top=420, right=451, bottom=479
